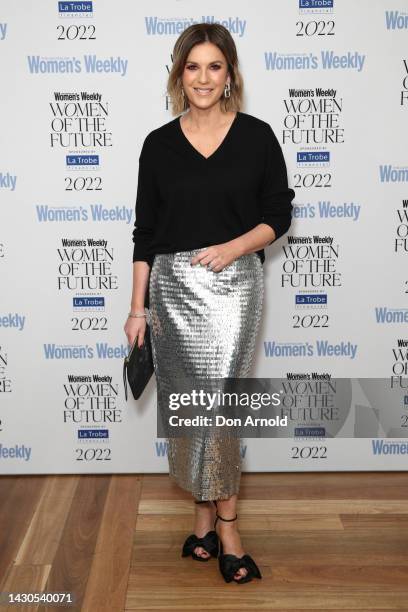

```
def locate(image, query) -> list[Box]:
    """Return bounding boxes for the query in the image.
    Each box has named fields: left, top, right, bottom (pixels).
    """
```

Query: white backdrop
left=1, top=0, right=408, bottom=474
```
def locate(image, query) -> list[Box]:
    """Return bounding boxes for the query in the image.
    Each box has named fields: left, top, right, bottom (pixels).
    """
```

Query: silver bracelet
left=128, top=311, right=147, bottom=318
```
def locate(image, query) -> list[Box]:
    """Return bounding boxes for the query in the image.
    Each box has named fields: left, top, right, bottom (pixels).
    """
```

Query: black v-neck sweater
left=132, top=111, right=295, bottom=267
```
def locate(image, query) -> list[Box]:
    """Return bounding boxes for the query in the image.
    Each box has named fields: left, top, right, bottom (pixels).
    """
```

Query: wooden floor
left=1, top=472, right=408, bottom=611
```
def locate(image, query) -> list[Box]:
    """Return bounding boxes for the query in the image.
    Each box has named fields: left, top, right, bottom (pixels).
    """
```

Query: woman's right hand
left=124, top=315, right=147, bottom=349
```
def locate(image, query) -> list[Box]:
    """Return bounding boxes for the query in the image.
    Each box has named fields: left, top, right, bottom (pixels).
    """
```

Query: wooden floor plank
left=340, top=513, right=408, bottom=529
left=1, top=564, right=51, bottom=612
left=140, top=472, right=408, bottom=500
left=127, top=563, right=408, bottom=590
left=124, top=587, right=408, bottom=610
left=138, top=499, right=408, bottom=515
left=81, top=475, right=142, bottom=612
left=135, top=514, right=344, bottom=532
left=14, top=475, right=79, bottom=565
left=37, top=475, right=111, bottom=612
left=0, top=477, right=47, bottom=589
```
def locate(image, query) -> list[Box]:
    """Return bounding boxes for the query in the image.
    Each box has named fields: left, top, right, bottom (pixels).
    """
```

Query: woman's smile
left=193, top=87, right=214, bottom=96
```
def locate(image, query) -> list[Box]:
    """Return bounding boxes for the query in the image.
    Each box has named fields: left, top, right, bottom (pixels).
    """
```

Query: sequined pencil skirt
left=148, top=248, right=264, bottom=501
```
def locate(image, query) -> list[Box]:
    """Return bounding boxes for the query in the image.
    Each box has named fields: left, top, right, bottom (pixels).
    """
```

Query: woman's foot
left=193, top=501, right=217, bottom=559
left=215, top=513, right=248, bottom=580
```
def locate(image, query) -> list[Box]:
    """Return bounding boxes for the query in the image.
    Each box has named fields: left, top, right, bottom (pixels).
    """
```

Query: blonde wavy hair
left=167, top=23, right=244, bottom=116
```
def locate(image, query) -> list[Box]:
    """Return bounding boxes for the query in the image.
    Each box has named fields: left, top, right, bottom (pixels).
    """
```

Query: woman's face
left=181, top=41, right=230, bottom=111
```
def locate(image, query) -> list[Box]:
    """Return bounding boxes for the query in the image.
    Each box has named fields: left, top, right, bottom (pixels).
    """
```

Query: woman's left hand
left=190, top=242, right=242, bottom=272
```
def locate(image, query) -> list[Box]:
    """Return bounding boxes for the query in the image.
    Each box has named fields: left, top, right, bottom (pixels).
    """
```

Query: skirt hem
left=168, top=471, right=241, bottom=501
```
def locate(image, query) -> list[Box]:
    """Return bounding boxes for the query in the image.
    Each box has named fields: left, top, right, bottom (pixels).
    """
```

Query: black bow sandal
left=214, top=511, right=262, bottom=583
left=181, top=500, right=219, bottom=562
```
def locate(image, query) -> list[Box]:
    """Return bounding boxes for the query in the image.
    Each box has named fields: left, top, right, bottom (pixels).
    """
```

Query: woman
left=124, top=23, right=295, bottom=584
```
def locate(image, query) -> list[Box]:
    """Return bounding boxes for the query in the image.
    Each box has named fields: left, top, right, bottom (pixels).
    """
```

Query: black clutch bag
left=123, top=323, right=155, bottom=400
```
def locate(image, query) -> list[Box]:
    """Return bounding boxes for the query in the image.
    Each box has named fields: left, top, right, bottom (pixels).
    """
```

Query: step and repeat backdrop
left=1, top=0, right=408, bottom=474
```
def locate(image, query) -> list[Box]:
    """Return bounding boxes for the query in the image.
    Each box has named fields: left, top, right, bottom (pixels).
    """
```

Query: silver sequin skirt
left=148, top=248, right=264, bottom=501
